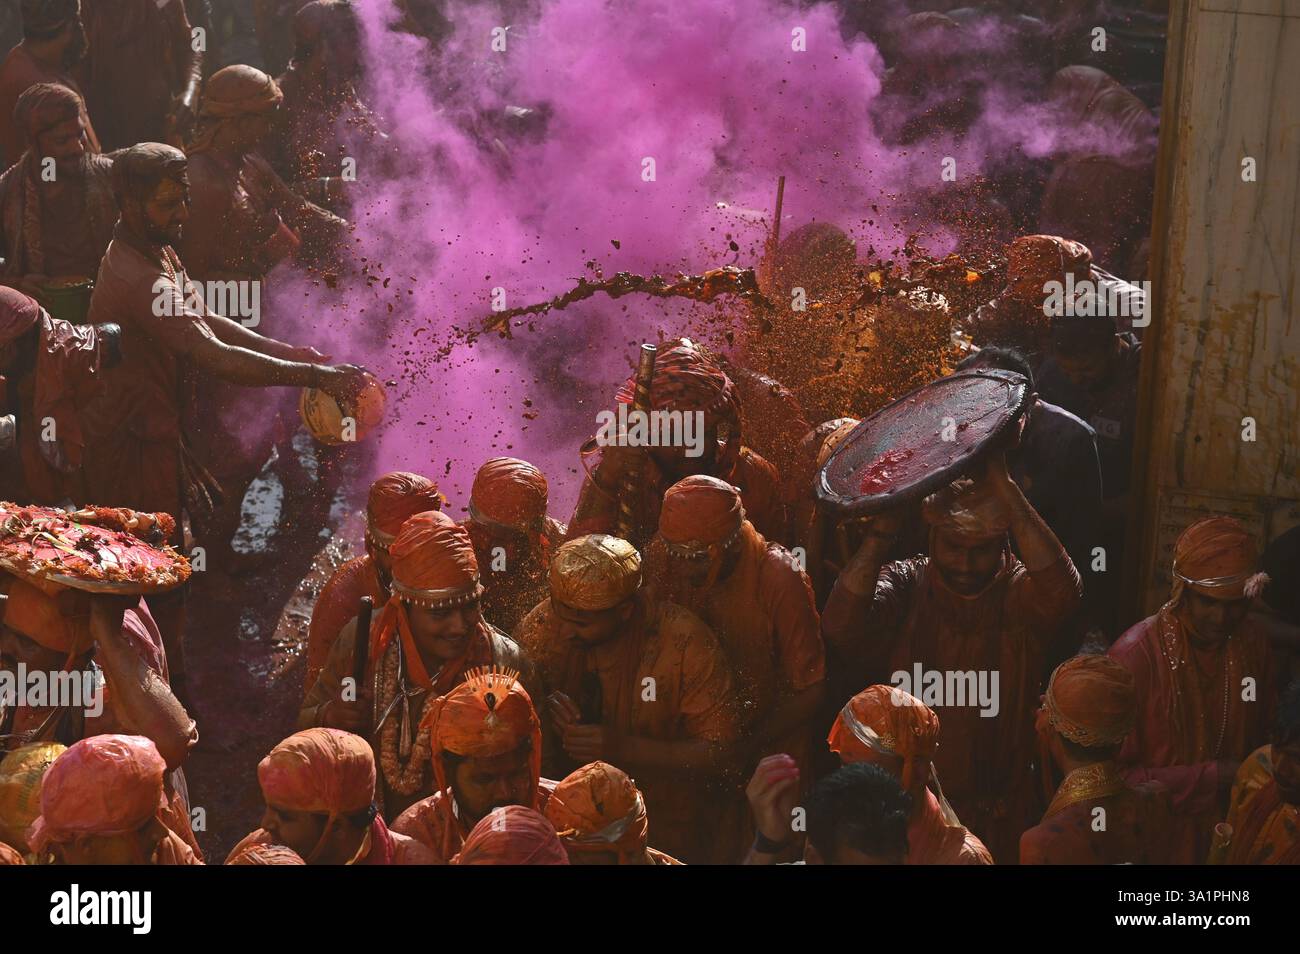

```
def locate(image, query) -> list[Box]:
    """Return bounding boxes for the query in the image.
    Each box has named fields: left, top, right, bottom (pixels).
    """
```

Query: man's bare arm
left=89, top=598, right=196, bottom=772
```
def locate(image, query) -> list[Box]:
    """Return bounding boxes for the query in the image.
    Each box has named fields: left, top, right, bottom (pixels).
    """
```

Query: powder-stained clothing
left=1020, top=768, right=1174, bottom=864
left=227, top=815, right=436, bottom=866
left=1109, top=610, right=1275, bottom=863
left=515, top=595, right=740, bottom=864
left=300, top=620, right=534, bottom=819
left=78, top=0, right=199, bottom=151
left=1220, top=745, right=1300, bottom=865
left=302, top=554, right=383, bottom=695
left=0, top=153, right=116, bottom=283
left=80, top=230, right=219, bottom=530
left=822, top=552, right=1081, bottom=862
left=646, top=523, right=824, bottom=862
left=569, top=446, right=786, bottom=547
left=0, top=45, right=100, bottom=167
left=392, top=779, right=559, bottom=865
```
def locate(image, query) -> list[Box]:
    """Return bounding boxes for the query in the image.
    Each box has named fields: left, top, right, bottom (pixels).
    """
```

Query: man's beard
left=54, top=153, right=92, bottom=180
left=62, top=26, right=88, bottom=70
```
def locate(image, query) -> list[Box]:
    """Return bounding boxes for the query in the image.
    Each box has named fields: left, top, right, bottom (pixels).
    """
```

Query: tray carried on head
left=0, top=503, right=190, bottom=596
left=815, top=369, right=1029, bottom=519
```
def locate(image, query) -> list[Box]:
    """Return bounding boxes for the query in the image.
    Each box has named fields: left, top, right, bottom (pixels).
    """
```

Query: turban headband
left=1043, top=654, right=1136, bottom=749
left=1170, top=516, right=1268, bottom=603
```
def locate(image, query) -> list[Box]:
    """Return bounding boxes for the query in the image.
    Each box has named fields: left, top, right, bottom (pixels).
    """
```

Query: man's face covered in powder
left=143, top=174, right=191, bottom=247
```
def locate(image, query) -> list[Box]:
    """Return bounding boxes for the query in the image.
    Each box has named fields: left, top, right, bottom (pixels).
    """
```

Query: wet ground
left=182, top=432, right=368, bottom=862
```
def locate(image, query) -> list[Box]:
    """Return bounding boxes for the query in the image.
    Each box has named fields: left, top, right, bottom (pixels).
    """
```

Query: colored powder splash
left=258, top=0, right=1121, bottom=518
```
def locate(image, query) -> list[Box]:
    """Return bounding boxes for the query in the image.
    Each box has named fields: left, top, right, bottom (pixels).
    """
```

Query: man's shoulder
left=648, top=600, right=726, bottom=662
left=1108, top=614, right=1158, bottom=665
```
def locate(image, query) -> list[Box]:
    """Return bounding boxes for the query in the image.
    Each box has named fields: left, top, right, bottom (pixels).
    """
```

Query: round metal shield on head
left=815, top=369, right=1029, bottom=518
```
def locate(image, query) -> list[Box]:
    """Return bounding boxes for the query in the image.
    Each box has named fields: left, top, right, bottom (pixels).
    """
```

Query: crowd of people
left=0, top=0, right=1297, bottom=868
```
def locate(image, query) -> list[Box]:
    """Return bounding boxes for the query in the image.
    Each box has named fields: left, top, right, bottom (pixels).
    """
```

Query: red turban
left=470, top=457, right=549, bottom=532
left=3, top=578, right=93, bottom=659
left=616, top=338, right=738, bottom=422
left=257, top=728, right=375, bottom=815
left=454, top=806, right=569, bottom=865
left=828, top=685, right=940, bottom=795
left=28, top=735, right=167, bottom=853
left=227, top=842, right=306, bottom=865
left=1172, top=516, right=1266, bottom=602
left=545, top=761, right=651, bottom=864
left=1044, top=655, right=1136, bottom=748
left=421, top=667, right=542, bottom=861
left=365, top=472, right=443, bottom=547
left=369, top=511, right=483, bottom=679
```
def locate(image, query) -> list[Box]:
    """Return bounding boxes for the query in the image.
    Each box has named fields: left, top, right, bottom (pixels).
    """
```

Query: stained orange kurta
left=1221, top=745, right=1300, bottom=865
left=1020, top=769, right=1174, bottom=864
left=822, top=552, right=1081, bottom=863
left=515, top=595, right=740, bottom=864
left=646, top=522, right=824, bottom=862
left=1109, top=611, right=1275, bottom=864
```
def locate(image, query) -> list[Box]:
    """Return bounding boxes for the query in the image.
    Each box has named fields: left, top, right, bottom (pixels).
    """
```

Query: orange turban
left=28, top=735, right=167, bottom=853
left=1044, top=655, right=1135, bottom=748
left=1171, top=516, right=1266, bottom=602
left=369, top=511, right=483, bottom=680
left=921, top=477, right=1011, bottom=541
left=2, top=578, right=92, bottom=657
left=545, top=761, right=650, bottom=864
left=470, top=457, right=549, bottom=532
left=365, top=472, right=444, bottom=548
left=0, top=842, right=22, bottom=864
left=549, top=534, right=642, bottom=611
left=1006, top=235, right=1092, bottom=292
left=421, top=667, right=542, bottom=860
left=659, top=475, right=744, bottom=548
left=453, top=806, right=569, bottom=865
left=828, top=685, right=940, bottom=794
left=227, top=843, right=307, bottom=865
left=257, top=728, right=375, bottom=815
